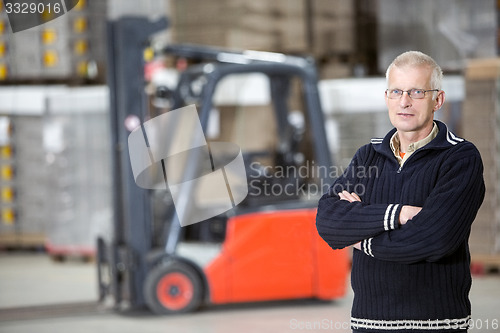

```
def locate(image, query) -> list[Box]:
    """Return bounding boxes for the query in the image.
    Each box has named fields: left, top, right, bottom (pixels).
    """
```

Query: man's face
left=385, top=65, right=444, bottom=137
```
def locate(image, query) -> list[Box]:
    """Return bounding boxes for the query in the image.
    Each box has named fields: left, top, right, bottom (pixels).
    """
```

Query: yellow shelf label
left=74, top=39, right=88, bottom=55
left=1, top=146, right=12, bottom=159
left=0, top=64, right=6, bottom=80
left=41, top=29, right=57, bottom=45
left=1, top=187, right=13, bottom=202
left=1, top=165, right=13, bottom=180
left=73, top=17, right=87, bottom=33
left=43, top=50, right=59, bottom=67
left=2, top=208, right=15, bottom=225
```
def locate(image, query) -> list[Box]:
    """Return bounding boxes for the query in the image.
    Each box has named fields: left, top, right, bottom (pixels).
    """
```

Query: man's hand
left=338, top=191, right=362, bottom=250
left=399, top=205, right=422, bottom=225
left=338, top=190, right=361, bottom=203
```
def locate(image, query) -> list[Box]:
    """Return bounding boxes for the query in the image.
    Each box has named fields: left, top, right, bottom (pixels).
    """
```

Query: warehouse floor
left=0, top=253, right=499, bottom=333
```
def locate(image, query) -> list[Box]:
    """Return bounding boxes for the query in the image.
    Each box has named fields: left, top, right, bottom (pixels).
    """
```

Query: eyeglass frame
left=385, top=88, right=440, bottom=99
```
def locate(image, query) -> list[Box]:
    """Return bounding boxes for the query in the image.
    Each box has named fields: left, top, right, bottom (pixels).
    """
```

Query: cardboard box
left=465, top=58, right=500, bottom=80
left=312, top=17, right=356, bottom=56
left=217, top=105, right=277, bottom=153
left=228, top=0, right=306, bottom=17
left=462, top=58, right=500, bottom=256
left=311, top=0, right=356, bottom=17
left=319, top=61, right=352, bottom=79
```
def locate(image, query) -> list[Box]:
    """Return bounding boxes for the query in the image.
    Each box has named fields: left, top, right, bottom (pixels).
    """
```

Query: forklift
left=98, top=16, right=349, bottom=315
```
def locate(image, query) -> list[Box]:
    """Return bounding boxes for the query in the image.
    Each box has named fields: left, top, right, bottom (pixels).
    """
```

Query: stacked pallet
left=43, top=87, right=112, bottom=260
left=462, top=58, right=500, bottom=272
left=310, top=0, right=358, bottom=79
left=169, top=0, right=359, bottom=78
left=0, top=2, right=7, bottom=80
left=377, top=0, right=497, bottom=73
left=170, top=0, right=304, bottom=53
left=309, top=0, right=356, bottom=57
left=0, top=86, right=112, bottom=257
left=0, top=0, right=107, bottom=82
left=0, top=88, right=48, bottom=249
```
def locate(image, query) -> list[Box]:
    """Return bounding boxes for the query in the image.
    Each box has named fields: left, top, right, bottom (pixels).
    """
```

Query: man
left=316, top=51, right=485, bottom=332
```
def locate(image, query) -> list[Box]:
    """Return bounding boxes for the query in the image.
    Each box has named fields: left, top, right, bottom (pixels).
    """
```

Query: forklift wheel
left=144, top=261, right=203, bottom=315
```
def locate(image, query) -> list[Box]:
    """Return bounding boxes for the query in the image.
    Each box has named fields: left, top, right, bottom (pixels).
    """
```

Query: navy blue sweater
left=316, top=121, right=485, bottom=332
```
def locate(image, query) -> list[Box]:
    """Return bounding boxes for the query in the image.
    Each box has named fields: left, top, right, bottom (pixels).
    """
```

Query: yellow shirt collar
left=390, top=122, right=439, bottom=166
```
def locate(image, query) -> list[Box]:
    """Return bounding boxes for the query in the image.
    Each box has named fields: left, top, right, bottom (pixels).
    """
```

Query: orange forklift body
left=205, top=208, right=350, bottom=304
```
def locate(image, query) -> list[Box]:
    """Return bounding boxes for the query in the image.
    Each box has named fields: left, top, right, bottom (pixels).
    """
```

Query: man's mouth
left=397, top=113, right=414, bottom=117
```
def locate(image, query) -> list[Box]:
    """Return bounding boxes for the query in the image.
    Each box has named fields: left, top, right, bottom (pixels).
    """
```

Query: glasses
left=386, top=89, right=439, bottom=99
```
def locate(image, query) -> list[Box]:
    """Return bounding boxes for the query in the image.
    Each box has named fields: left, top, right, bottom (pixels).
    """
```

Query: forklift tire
left=144, top=261, right=203, bottom=315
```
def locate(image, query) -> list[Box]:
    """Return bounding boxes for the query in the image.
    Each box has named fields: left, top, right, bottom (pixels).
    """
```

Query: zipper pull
left=397, top=166, right=402, bottom=174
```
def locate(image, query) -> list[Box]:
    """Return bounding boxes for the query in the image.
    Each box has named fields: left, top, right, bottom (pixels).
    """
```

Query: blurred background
left=0, top=0, right=499, bottom=332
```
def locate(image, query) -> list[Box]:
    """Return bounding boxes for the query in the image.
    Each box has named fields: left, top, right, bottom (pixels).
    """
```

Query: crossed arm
left=316, top=143, right=485, bottom=263
left=337, top=190, right=422, bottom=250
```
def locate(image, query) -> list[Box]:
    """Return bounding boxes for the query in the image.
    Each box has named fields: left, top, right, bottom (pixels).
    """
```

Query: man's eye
left=412, top=89, right=424, bottom=94
left=391, top=89, right=401, bottom=94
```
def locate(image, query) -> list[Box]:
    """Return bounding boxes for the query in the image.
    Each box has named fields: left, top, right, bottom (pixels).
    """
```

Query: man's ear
left=434, top=90, right=446, bottom=111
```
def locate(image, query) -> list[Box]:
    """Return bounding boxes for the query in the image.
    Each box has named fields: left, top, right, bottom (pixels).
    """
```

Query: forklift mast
left=102, top=16, right=168, bottom=308
left=100, top=16, right=336, bottom=311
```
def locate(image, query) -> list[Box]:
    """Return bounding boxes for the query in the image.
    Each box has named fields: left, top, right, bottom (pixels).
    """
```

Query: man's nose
left=399, top=91, right=412, bottom=108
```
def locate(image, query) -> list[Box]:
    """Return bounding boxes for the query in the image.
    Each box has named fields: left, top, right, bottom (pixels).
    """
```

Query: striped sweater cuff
left=362, top=238, right=374, bottom=257
left=362, top=204, right=402, bottom=258
left=383, top=204, right=401, bottom=230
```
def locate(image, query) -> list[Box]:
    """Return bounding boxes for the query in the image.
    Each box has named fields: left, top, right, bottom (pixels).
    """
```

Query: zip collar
left=371, top=120, right=464, bottom=160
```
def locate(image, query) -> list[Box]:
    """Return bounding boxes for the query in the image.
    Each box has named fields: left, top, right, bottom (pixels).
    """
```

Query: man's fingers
left=338, top=190, right=361, bottom=203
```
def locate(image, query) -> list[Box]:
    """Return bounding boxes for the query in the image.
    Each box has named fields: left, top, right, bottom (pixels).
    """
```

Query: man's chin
left=390, top=120, right=417, bottom=132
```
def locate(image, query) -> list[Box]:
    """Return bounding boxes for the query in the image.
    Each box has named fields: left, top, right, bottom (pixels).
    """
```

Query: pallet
left=45, top=242, right=96, bottom=263
left=471, top=254, right=500, bottom=275
left=0, top=233, right=46, bottom=250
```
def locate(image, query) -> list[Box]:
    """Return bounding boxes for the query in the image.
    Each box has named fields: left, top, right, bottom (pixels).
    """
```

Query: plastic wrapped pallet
left=0, top=86, right=55, bottom=248
left=43, top=86, right=112, bottom=259
left=377, top=0, right=497, bottom=73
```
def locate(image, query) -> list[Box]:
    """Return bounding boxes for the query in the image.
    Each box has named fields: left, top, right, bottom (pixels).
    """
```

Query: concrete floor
left=0, top=253, right=499, bottom=333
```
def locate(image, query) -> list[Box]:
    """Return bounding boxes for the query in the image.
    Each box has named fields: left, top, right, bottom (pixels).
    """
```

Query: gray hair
left=386, top=51, right=443, bottom=91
